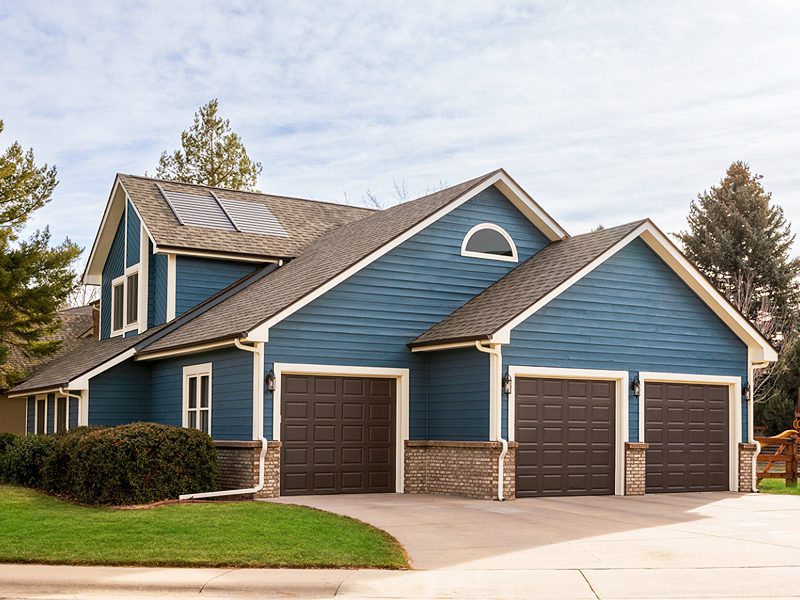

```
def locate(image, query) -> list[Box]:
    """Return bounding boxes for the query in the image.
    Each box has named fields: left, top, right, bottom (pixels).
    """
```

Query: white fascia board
left=495, top=223, right=649, bottom=341
left=134, top=339, right=237, bottom=361
left=494, top=220, right=777, bottom=363
left=157, top=247, right=279, bottom=264
left=410, top=340, right=480, bottom=353
left=68, top=348, right=137, bottom=390
left=84, top=177, right=126, bottom=285
left=247, top=170, right=566, bottom=339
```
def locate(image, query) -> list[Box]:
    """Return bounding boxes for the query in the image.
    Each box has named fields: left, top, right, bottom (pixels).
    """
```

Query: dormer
left=84, top=175, right=373, bottom=340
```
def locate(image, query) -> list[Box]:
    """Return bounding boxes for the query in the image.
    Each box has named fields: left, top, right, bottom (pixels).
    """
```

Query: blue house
left=10, top=170, right=776, bottom=500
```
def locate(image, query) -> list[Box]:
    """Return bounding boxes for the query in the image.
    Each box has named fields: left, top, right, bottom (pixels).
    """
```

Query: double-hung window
left=110, top=268, right=139, bottom=336
left=183, top=364, right=212, bottom=435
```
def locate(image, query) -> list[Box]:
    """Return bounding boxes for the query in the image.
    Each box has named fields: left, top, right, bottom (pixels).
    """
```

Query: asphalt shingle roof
left=9, top=327, right=163, bottom=394
left=2, top=306, right=95, bottom=391
left=119, top=174, right=375, bottom=259
left=410, top=220, right=647, bottom=347
left=139, top=171, right=501, bottom=353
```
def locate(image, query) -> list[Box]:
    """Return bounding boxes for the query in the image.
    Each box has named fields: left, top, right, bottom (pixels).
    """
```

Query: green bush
left=0, top=432, right=19, bottom=480
left=68, top=423, right=218, bottom=505
left=2, top=435, right=57, bottom=487
left=40, top=427, right=97, bottom=494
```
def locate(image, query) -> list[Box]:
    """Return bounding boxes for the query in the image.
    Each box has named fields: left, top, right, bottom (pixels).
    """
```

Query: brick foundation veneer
left=738, top=442, right=757, bottom=493
left=404, top=440, right=517, bottom=500
left=625, top=442, right=649, bottom=495
left=214, top=439, right=282, bottom=499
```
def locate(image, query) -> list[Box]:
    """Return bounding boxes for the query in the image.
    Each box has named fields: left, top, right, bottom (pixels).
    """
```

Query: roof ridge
left=118, top=173, right=376, bottom=212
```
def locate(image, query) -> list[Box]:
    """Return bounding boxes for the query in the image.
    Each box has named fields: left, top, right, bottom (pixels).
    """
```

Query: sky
left=1, top=1, right=799, bottom=260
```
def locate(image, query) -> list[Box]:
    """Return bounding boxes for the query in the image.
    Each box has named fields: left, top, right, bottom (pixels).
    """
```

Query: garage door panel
left=645, top=382, right=729, bottom=493
left=281, top=375, right=395, bottom=496
left=516, top=377, right=615, bottom=497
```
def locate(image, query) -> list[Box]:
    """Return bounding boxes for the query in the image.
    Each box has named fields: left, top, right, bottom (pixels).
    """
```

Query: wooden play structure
left=755, top=388, right=800, bottom=487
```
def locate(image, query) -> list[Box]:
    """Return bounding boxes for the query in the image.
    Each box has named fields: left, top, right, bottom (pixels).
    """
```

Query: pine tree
left=0, top=119, right=81, bottom=389
left=156, top=99, right=262, bottom=190
left=677, top=161, right=800, bottom=327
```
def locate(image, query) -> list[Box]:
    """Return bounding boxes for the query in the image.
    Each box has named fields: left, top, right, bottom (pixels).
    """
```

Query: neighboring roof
left=2, top=305, right=95, bottom=390
left=85, top=175, right=375, bottom=283
left=8, top=329, right=157, bottom=394
left=411, top=221, right=647, bottom=348
left=139, top=171, right=506, bottom=354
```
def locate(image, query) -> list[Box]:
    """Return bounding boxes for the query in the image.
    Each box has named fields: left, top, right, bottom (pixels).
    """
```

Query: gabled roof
left=410, top=221, right=647, bottom=347
left=411, top=219, right=778, bottom=363
left=139, top=168, right=567, bottom=354
left=84, top=175, right=374, bottom=283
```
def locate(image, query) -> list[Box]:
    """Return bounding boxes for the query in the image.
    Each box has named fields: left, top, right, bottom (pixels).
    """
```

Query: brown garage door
left=645, top=382, right=729, bottom=493
left=516, top=377, right=615, bottom=497
left=281, top=375, right=395, bottom=495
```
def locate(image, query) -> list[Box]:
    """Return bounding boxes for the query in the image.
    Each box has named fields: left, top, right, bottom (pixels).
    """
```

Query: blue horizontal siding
left=265, top=185, right=550, bottom=440
left=89, top=361, right=150, bottom=426
left=149, top=347, right=252, bottom=440
left=100, top=217, right=125, bottom=339
left=126, top=201, right=140, bottom=268
left=175, top=257, right=256, bottom=317
left=427, top=348, right=489, bottom=440
left=68, top=396, right=79, bottom=429
left=148, top=246, right=168, bottom=327
left=504, top=238, right=749, bottom=443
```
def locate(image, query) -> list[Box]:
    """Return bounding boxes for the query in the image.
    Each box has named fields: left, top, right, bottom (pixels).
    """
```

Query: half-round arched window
left=460, top=224, right=518, bottom=262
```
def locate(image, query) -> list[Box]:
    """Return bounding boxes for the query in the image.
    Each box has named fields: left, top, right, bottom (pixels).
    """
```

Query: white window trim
left=507, top=365, right=629, bottom=496
left=460, top=223, right=519, bottom=263
left=110, top=267, right=140, bottom=337
left=271, top=363, right=410, bottom=494
left=638, top=371, right=741, bottom=493
left=182, top=363, right=213, bottom=434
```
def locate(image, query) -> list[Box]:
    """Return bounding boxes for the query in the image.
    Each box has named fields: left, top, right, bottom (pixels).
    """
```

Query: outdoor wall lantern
left=743, top=381, right=750, bottom=401
left=266, top=368, right=276, bottom=393
left=630, top=375, right=641, bottom=396
left=502, top=371, right=512, bottom=395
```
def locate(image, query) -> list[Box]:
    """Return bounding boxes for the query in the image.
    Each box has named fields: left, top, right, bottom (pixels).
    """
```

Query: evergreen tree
left=0, top=119, right=81, bottom=389
left=156, top=99, right=262, bottom=190
left=676, top=161, right=800, bottom=326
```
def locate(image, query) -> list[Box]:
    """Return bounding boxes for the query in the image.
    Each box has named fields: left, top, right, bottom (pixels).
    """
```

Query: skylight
left=159, top=187, right=288, bottom=237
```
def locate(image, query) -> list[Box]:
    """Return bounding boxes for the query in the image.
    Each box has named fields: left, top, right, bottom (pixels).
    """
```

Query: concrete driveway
left=267, top=491, right=800, bottom=598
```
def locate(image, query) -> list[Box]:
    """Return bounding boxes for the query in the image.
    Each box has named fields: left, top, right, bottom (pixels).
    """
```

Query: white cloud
left=1, top=0, right=798, bottom=254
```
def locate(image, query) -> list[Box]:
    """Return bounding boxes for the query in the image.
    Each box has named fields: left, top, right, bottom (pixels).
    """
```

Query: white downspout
left=179, top=339, right=267, bottom=501
left=58, top=388, right=83, bottom=431
left=475, top=341, right=508, bottom=501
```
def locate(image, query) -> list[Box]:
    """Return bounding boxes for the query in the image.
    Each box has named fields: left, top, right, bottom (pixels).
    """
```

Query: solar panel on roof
left=163, top=190, right=237, bottom=231
left=218, top=197, right=289, bottom=237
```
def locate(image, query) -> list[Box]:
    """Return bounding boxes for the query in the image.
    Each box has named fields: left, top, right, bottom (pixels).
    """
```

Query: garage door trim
left=508, top=366, right=629, bottom=496
left=271, top=363, right=410, bottom=493
left=639, top=371, right=741, bottom=492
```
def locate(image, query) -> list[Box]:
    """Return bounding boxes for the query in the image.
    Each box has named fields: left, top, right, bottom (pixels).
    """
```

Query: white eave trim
left=493, top=220, right=776, bottom=362
left=247, top=170, right=568, bottom=340
left=68, top=348, right=137, bottom=391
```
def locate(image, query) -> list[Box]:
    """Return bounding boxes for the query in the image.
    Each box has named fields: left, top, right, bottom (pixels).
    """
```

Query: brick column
left=213, top=439, right=282, bottom=499
left=625, top=442, right=649, bottom=495
left=738, top=442, right=757, bottom=493
left=404, top=440, right=517, bottom=500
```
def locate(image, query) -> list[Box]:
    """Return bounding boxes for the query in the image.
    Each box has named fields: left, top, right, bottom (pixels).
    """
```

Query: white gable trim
left=493, top=221, right=777, bottom=362
left=84, top=178, right=125, bottom=285
left=68, top=348, right=137, bottom=390
left=247, top=170, right=567, bottom=340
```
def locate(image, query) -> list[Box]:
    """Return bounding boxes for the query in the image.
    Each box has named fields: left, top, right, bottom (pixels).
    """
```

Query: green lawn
left=758, top=479, right=800, bottom=496
left=0, top=485, right=407, bottom=569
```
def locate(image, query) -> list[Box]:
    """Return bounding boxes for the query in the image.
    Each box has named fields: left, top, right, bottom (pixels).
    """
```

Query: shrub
left=40, top=427, right=97, bottom=494
left=2, top=434, right=57, bottom=487
left=0, top=433, right=19, bottom=480
left=68, top=422, right=218, bottom=505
